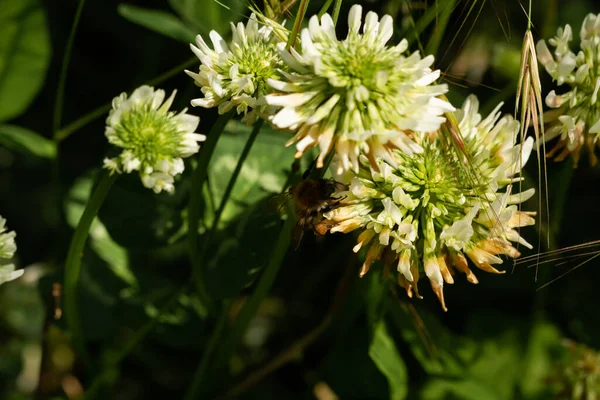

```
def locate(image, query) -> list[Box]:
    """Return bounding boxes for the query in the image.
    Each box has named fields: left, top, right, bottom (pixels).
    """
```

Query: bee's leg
left=314, top=219, right=335, bottom=235
left=293, top=221, right=305, bottom=250
left=302, top=157, right=319, bottom=179
left=333, top=182, right=349, bottom=191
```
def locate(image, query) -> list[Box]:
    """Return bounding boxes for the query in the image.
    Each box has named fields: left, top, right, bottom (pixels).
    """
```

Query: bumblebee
left=284, top=178, right=348, bottom=248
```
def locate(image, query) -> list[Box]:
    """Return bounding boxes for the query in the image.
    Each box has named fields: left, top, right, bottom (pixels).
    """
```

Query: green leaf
left=323, top=310, right=390, bottom=399
left=519, top=320, right=563, bottom=398
left=205, top=199, right=283, bottom=299
left=0, top=124, right=56, bottom=159
left=386, top=295, right=470, bottom=376
left=206, top=120, right=295, bottom=229
left=369, top=321, right=408, bottom=400
left=363, top=264, right=388, bottom=341
left=98, top=173, right=187, bottom=249
left=0, top=0, right=51, bottom=121
left=65, top=174, right=137, bottom=287
left=199, top=121, right=295, bottom=298
left=168, top=0, right=245, bottom=36
left=420, top=378, right=502, bottom=400
left=118, top=4, right=197, bottom=43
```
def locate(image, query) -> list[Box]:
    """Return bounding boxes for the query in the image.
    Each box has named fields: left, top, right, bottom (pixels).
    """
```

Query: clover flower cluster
left=177, top=6, right=535, bottom=309
left=319, top=96, right=535, bottom=310
left=187, top=5, right=452, bottom=173
left=0, top=216, right=23, bottom=285
left=266, top=5, right=453, bottom=172
left=186, top=14, right=287, bottom=125
left=103, top=85, right=205, bottom=193
left=537, top=13, right=600, bottom=165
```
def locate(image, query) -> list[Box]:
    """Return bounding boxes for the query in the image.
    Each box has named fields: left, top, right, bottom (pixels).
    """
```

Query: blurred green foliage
left=1, top=0, right=600, bottom=399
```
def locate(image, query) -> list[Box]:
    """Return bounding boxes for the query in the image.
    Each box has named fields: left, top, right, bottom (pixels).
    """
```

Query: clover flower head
left=186, top=14, right=287, bottom=124
left=320, top=96, right=535, bottom=310
left=551, top=340, right=600, bottom=400
left=265, top=4, right=454, bottom=173
left=537, top=13, right=600, bottom=165
left=0, top=216, right=23, bottom=285
left=103, top=85, right=205, bottom=194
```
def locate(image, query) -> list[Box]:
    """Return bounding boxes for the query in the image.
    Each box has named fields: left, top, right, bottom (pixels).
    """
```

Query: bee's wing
left=266, top=192, right=293, bottom=215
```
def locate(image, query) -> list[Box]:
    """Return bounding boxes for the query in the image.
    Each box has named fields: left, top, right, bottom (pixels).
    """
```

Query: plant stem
left=212, top=215, right=294, bottom=375
left=53, top=0, right=87, bottom=137
left=318, top=0, right=335, bottom=17
left=183, top=120, right=263, bottom=397
left=204, top=120, right=263, bottom=249
left=64, top=170, right=117, bottom=369
left=286, top=0, right=310, bottom=49
left=331, top=0, right=343, bottom=24
left=183, top=300, right=232, bottom=400
left=188, top=112, right=234, bottom=314
left=55, top=57, right=198, bottom=141
left=527, top=0, right=533, bottom=31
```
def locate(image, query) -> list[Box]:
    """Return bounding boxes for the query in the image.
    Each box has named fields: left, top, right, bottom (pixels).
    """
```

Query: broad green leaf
left=0, top=0, right=51, bottom=121
left=420, top=378, right=502, bottom=400
left=205, top=199, right=283, bottom=299
left=324, top=311, right=390, bottom=399
left=207, top=120, right=295, bottom=229
left=519, top=320, right=563, bottom=398
left=363, top=263, right=388, bottom=341
left=199, top=121, right=295, bottom=298
left=369, top=321, right=408, bottom=400
left=98, top=172, right=187, bottom=249
left=168, top=0, right=245, bottom=36
left=118, top=4, right=197, bottom=43
left=65, top=174, right=137, bottom=287
left=386, top=295, right=471, bottom=376
left=0, top=124, right=56, bottom=159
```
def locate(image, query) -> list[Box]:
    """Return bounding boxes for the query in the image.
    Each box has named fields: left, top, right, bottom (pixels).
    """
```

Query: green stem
left=64, top=170, right=117, bottom=369
left=55, top=57, right=198, bottom=141
left=286, top=0, right=310, bottom=49
left=318, top=0, right=335, bottom=17
left=213, top=216, right=294, bottom=373
left=527, top=0, right=533, bottom=31
left=331, top=0, right=343, bottom=25
left=188, top=112, right=234, bottom=313
left=206, top=119, right=263, bottom=243
left=53, top=0, right=87, bottom=137
left=183, top=300, right=232, bottom=400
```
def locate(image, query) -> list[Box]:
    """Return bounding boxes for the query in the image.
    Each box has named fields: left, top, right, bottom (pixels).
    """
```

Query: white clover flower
left=320, top=95, right=535, bottom=310
left=265, top=4, right=454, bottom=173
left=537, top=13, right=600, bottom=165
left=0, top=216, right=23, bottom=285
left=103, top=85, right=205, bottom=194
left=186, top=14, right=287, bottom=124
